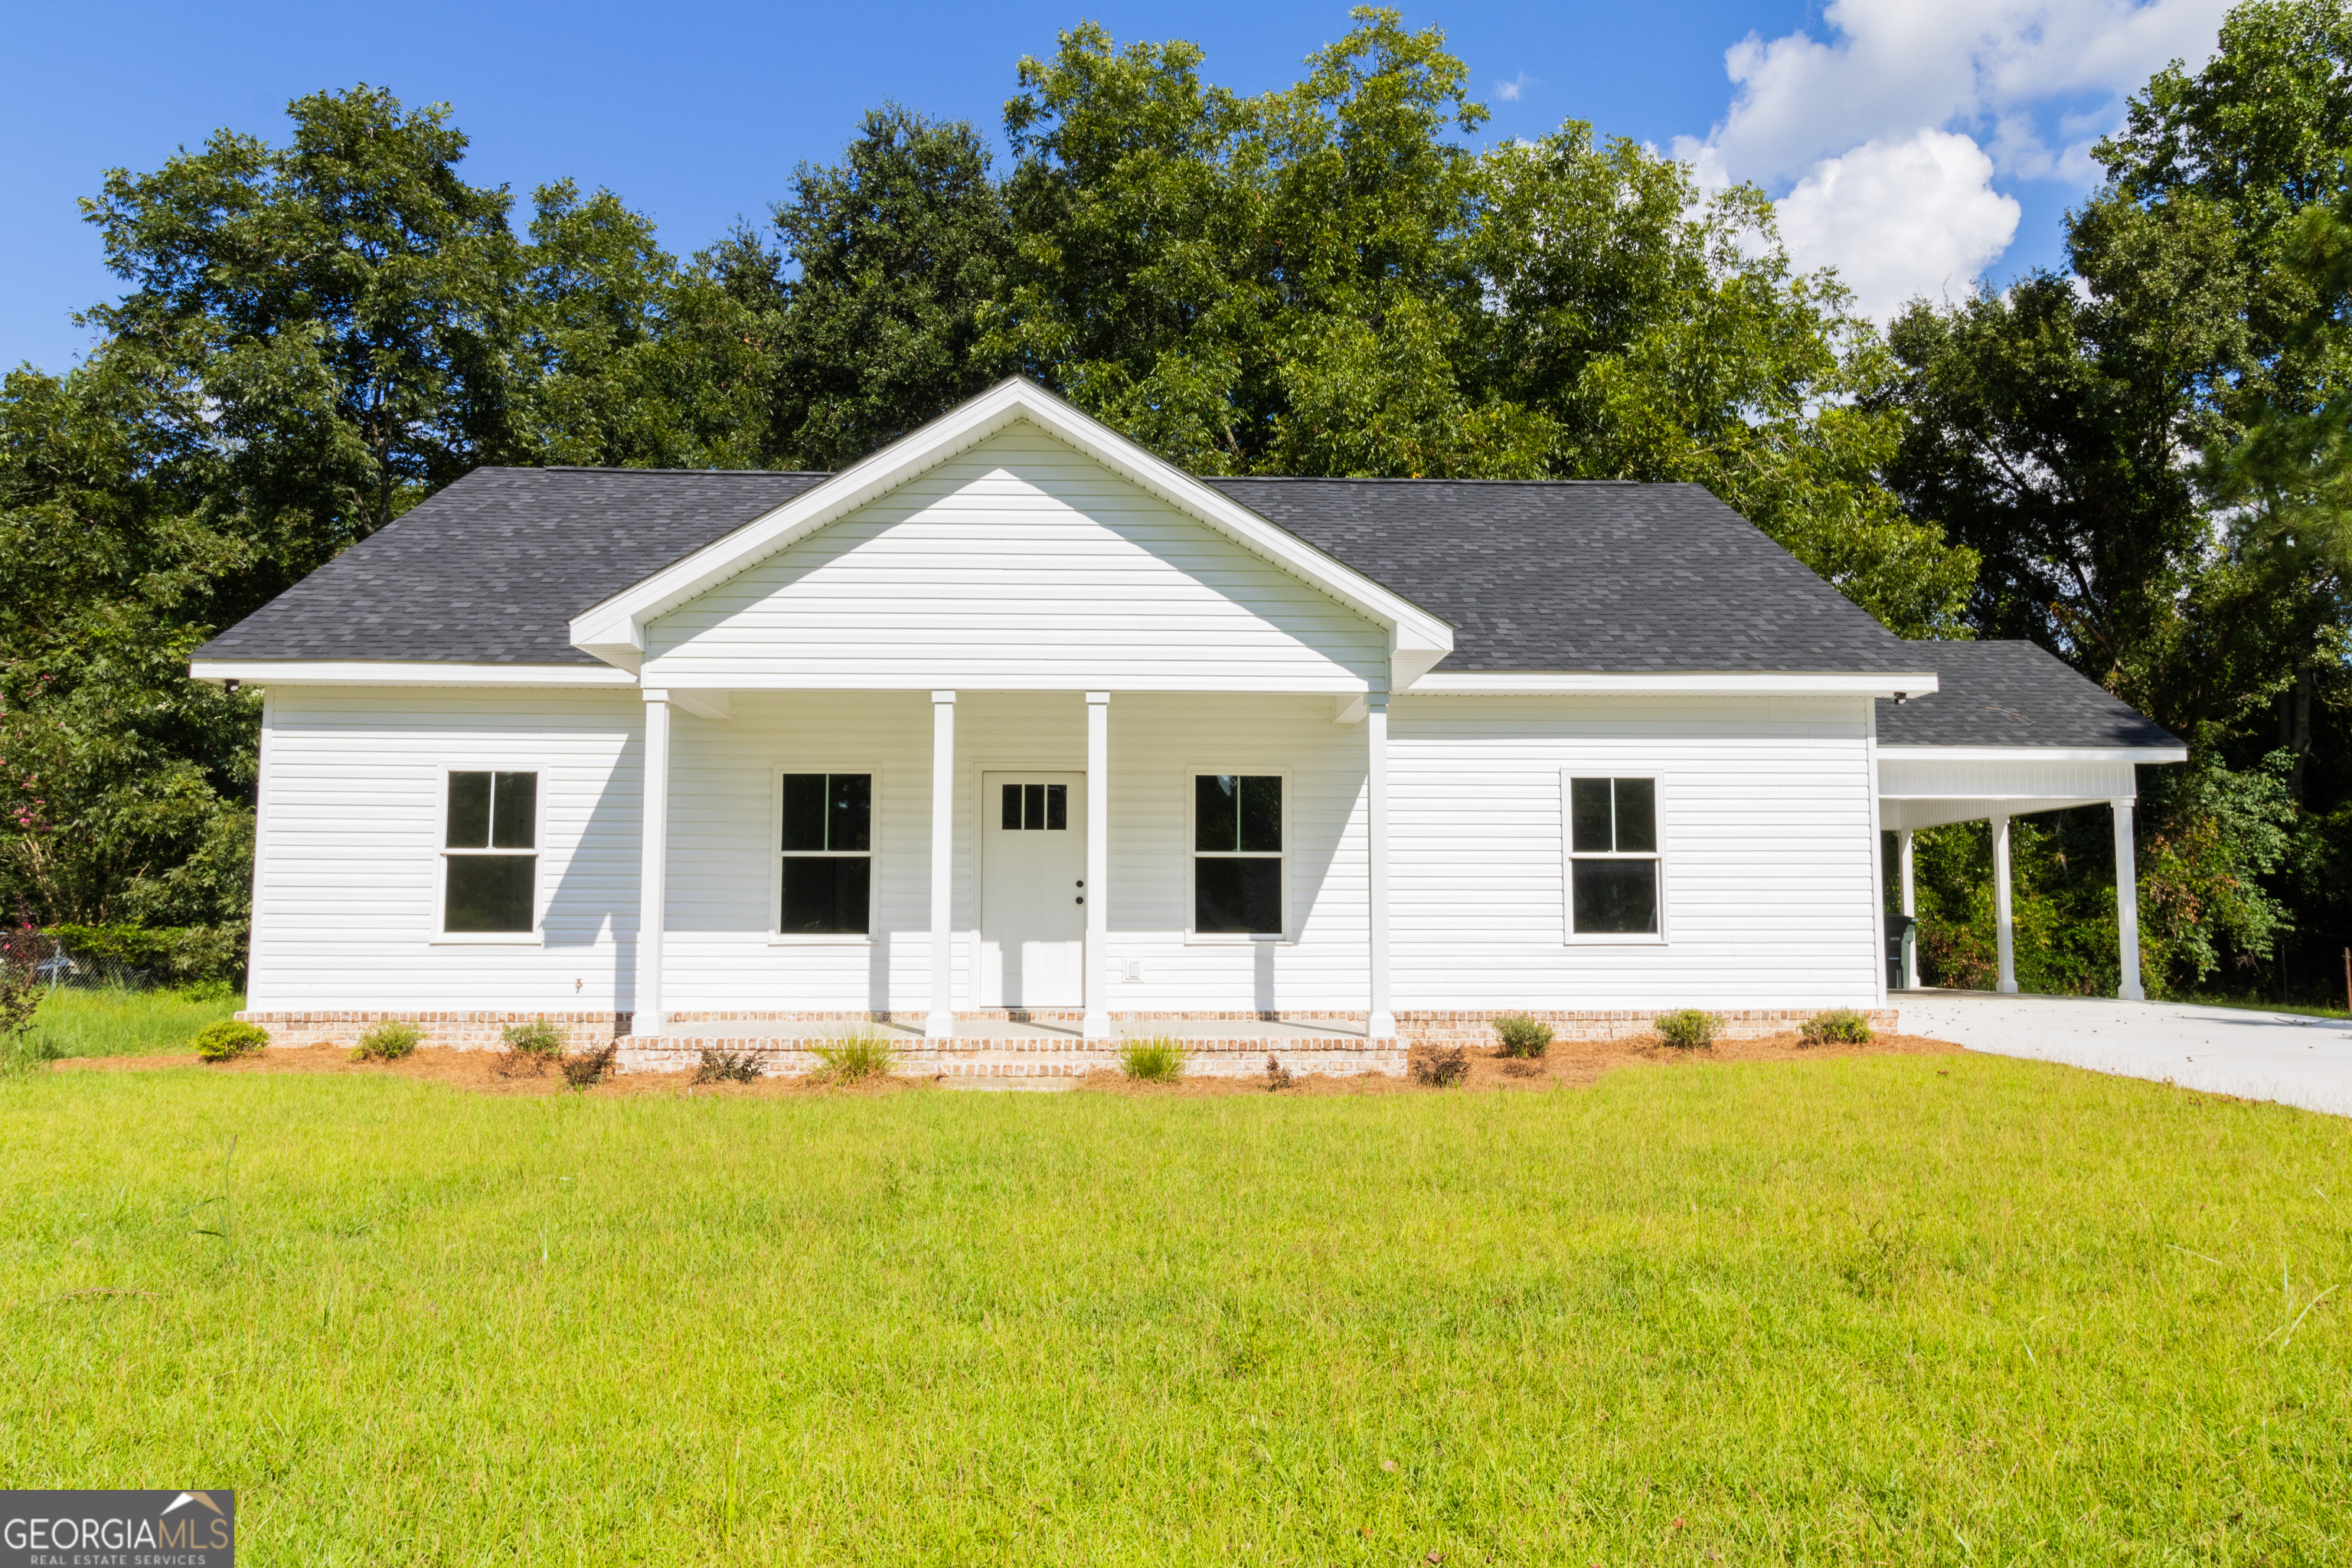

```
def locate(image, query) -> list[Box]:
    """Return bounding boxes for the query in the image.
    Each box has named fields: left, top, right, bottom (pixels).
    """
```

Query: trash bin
left=1886, top=914, right=1916, bottom=991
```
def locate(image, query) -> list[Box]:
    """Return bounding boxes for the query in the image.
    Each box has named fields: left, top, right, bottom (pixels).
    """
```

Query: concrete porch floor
left=655, top=1014, right=1374, bottom=1042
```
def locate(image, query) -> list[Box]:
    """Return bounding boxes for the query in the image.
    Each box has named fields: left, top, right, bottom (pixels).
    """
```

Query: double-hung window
left=1193, top=773, right=1283, bottom=936
left=443, top=770, right=537, bottom=934
left=1566, top=776, right=1661, bottom=937
left=780, top=773, right=872, bottom=936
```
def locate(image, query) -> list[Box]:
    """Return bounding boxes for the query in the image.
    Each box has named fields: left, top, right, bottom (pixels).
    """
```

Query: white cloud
left=1496, top=72, right=1531, bottom=103
left=1671, top=0, right=2231, bottom=318
left=1776, top=130, right=2022, bottom=319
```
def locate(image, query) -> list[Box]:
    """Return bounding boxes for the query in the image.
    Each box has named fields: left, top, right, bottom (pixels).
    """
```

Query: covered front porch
left=625, top=687, right=1403, bottom=1046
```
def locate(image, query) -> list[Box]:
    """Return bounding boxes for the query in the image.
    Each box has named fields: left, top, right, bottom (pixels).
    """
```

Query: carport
left=1877, top=642, right=2187, bottom=1000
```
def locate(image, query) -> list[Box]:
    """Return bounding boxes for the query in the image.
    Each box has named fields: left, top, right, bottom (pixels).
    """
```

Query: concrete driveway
left=1898, top=991, right=2352, bottom=1117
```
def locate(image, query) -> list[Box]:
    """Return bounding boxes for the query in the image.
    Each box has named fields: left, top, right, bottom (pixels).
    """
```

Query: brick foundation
left=237, top=1006, right=1896, bottom=1080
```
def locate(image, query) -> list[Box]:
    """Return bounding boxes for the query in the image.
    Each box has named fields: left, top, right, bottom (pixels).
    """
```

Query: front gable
left=642, top=423, right=1388, bottom=693
left=570, top=378, right=1452, bottom=694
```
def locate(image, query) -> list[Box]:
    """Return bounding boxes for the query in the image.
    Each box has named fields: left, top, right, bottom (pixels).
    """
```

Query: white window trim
left=1184, top=764, right=1294, bottom=944
left=433, top=763, right=545, bottom=946
left=1560, top=769, right=1670, bottom=946
left=769, top=763, right=882, bottom=946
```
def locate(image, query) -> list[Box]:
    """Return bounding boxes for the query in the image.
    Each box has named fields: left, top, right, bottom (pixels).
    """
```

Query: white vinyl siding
left=247, top=687, right=640, bottom=1011
left=640, top=424, right=1388, bottom=694
left=247, top=688, right=1885, bottom=1018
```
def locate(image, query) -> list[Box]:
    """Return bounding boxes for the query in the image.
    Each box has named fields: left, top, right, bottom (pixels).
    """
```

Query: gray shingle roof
left=198, top=466, right=1940, bottom=675
left=195, top=467, right=828, bottom=665
left=1204, top=477, right=1930, bottom=672
left=1875, top=641, right=2180, bottom=750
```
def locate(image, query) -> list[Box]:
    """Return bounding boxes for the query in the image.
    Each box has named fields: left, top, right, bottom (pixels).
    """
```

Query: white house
left=191, top=380, right=2185, bottom=1077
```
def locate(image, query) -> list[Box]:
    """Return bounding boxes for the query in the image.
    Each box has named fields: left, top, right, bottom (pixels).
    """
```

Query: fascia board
left=1409, top=671, right=1942, bottom=697
left=190, top=660, right=637, bottom=688
left=566, top=378, right=1454, bottom=668
left=1877, top=744, right=2188, bottom=764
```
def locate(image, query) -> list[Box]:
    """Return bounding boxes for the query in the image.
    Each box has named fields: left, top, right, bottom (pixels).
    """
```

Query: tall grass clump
left=1118, top=1037, right=1188, bottom=1083
left=1652, top=1009, right=1720, bottom=1049
left=809, top=1030, right=898, bottom=1085
left=351, top=1020, right=421, bottom=1062
left=1800, top=1008, right=1873, bottom=1045
left=25, top=984, right=243, bottom=1059
left=1492, top=1013, right=1553, bottom=1058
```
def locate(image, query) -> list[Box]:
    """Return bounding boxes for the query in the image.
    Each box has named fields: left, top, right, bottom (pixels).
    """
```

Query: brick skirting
left=235, top=1006, right=1897, bottom=1077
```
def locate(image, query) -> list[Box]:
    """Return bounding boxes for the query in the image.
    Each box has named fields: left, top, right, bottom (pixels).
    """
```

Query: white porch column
left=2113, top=797, right=2145, bottom=1001
left=1991, top=812, right=2017, bottom=994
left=1367, top=694, right=1395, bottom=1040
left=1897, top=828, right=1918, bottom=989
left=927, top=691, right=956, bottom=1040
left=1083, top=692, right=1110, bottom=1040
left=635, top=693, right=672, bottom=1037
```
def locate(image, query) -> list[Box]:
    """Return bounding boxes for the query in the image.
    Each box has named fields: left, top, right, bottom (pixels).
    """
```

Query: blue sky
left=2, top=0, right=2230, bottom=373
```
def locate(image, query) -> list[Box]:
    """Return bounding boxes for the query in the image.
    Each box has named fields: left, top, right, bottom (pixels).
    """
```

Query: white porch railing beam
left=635, top=693, right=672, bottom=1036
left=2113, top=798, right=2144, bottom=1001
left=1367, top=694, right=1395, bottom=1040
left=1991, top=811, right=2017, bottom=994
left=928, top=692, right=956, bottom=1040
left=1083, top=693, right=1110, bottom=1040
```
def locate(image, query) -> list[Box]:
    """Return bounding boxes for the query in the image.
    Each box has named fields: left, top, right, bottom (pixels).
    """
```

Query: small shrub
left=351, top=1020, right=421, bottom=1062
left=1410, top=1045, right=1468, bottom=1087
left=194, top=1020, right=269, bottom=1062
left=810, top=1031, right=898, bottom=1085
left=562, top=1042, right=619, bottom=1089
left=694, top=1048, right=764, bottom=1085
left=501, top=1017, right=565, bottom=1057
left=1492, top=1013, right=1553, bottom=1059
left=1119, top=1037, right=1188, bottom=1083
left=1652, top=1009, right=1720, bottom=1050
left=1800, top=1008, right=1874, bottom=1045
left=1263, top=1052, right=1296, bottom=1090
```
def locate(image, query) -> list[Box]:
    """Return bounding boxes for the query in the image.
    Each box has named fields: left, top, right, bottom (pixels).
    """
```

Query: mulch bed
left=54, top=1031, right=1964, bottom=1098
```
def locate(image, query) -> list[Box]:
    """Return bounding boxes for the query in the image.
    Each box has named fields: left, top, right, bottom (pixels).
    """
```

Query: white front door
left=980, top=772, right=1086, bottom=1007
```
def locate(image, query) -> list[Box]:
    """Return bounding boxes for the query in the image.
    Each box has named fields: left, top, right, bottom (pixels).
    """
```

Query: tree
left=766, top=106, right=1014, bottom=469
left=80, top=85, right=523, bottom=566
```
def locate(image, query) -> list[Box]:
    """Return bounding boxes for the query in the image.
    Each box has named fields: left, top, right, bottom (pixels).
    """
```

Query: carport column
left=2112, top=798, right=2145, bottom=1002
left=1897, top=828, right=1918, bottom=989
left=927, top=691, right=956, bottom=1040
left=1083, top=692, right=1110, bottom=1041
left=1991, top=812, right=2018, bottom=995
left=635, top=692, right=672, bottom=1037
left=1367, top=694, right=1396, bottom=1040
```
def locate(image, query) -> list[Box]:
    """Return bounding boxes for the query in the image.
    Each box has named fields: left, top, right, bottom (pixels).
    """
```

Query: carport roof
left=1874, top=641, right=2180, bottom=750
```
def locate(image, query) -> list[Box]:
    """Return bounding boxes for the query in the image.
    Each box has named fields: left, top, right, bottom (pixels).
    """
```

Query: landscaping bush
left=193, top=1020, right=269, bottom=1061
left=810, top=1031, right=898, bottom=1084
left=1410, top=1045, right=1469, bottom=1087
left=1118, top=1037, right=1187, bottom=1083
left=351, top=1020, right=420, bottom=1062
left=1800, top=1008, right=1874, bottom=1045
left=501, top=1018, right=564, bottom=1056
left=1263, top=1052, right=1296, bottom=1090
left=694, top=1048, right=763, bottom=1084
left=497, top=1017, right=564, bottom=1076
left=1492, top=1013, right=1553, bottom=1058
left=562, top=1042, right=619, bottom=1089
left=1652, top=1009, right=1720, bottom=1049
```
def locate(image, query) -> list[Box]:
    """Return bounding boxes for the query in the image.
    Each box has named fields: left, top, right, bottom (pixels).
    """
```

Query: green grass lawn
left=2, top=1055, right=2347, bottom=1564
left=18, top=982, right=246, bottom=1060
